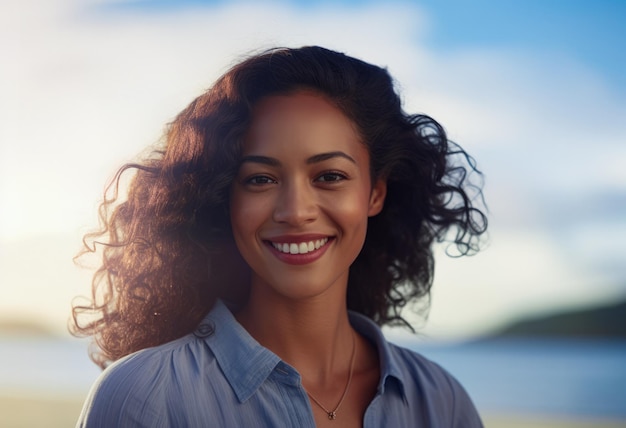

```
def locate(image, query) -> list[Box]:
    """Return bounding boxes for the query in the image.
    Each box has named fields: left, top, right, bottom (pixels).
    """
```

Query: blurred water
left=0, top=337, right=100, bottom=397
left=1, top=337, right=625, bottom=419
left=409, top=338, right=626, bottom=419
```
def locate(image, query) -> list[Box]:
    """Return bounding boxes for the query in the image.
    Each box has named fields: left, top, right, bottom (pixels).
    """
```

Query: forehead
left=243, top=91, right=364, bottom=157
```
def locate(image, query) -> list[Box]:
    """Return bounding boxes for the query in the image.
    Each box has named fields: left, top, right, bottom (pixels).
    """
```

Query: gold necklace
left=305, top=331, right=356, bottom=420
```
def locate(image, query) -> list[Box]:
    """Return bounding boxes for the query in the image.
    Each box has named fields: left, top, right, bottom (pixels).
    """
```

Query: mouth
left=268, top=237, right=330, bottom=255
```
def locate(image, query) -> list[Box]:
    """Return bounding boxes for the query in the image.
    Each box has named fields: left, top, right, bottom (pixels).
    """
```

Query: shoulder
left=77, top=334, right=218, bottom=427
left=387, top=342, right=483, bottom=427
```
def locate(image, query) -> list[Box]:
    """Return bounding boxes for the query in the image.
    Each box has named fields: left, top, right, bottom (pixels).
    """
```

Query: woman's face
left=230, top=91, right=386, bottom=302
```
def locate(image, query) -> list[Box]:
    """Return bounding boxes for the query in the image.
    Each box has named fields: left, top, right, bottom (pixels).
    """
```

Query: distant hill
left=493, top=299, right=626, bottom=338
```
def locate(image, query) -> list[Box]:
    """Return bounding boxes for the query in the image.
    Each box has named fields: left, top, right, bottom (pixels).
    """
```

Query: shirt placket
left=272, top=362, right=317, bottom=428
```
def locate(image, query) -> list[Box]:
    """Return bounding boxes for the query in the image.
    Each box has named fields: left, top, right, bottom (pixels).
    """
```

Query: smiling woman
left=72, top=46, right=487, bottom=427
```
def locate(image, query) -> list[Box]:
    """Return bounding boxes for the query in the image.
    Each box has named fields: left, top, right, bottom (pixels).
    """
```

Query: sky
left=1, top=0, right=625, bottom=339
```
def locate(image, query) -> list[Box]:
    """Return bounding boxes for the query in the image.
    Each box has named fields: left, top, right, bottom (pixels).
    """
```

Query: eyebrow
left=240, top=151, right=356, bottom=166
left=306, top=151, right=356, bottom=165
left=239, top=155, right=280, bottom=167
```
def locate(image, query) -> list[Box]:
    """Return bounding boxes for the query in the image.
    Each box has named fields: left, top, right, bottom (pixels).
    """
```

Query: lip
left=263, top=235, right=334, bottom=265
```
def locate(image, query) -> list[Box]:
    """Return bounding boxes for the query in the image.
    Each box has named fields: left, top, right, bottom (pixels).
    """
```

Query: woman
left=73, top=46, right=487, bottom=427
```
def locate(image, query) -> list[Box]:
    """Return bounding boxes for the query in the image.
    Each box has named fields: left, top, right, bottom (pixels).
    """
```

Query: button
left=194, top=321, right=215, bottom=338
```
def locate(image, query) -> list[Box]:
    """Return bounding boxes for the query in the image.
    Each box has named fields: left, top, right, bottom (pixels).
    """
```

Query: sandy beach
left=0, top=395, right=84, bottom=428
left=482, top=414, right=626, bottom=428
left=1, top=395, right=624, bottom=428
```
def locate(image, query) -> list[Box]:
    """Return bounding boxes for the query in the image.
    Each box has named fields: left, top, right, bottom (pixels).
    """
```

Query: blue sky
left=421, top=0, right=625, bottom=87
left=1, top=0, right=625, bottom=338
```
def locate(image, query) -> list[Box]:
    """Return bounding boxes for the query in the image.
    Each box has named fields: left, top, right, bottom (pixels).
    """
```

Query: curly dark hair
left=71, top=46, right=487, bottom=368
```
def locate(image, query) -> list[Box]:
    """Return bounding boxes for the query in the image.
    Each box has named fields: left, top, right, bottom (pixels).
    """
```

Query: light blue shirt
left=77, top=301, right=483, bottom=427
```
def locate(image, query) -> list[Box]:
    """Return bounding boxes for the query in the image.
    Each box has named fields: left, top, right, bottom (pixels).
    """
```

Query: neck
left=236, top=285, right=354, bottom=384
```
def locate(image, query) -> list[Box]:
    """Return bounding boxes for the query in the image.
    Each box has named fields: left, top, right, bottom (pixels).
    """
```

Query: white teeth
left=271, top=238, right=329, bottom=254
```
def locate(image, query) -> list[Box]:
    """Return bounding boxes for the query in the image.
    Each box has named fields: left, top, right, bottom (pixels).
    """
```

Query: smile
left=270, top=238, right=329, bottom=255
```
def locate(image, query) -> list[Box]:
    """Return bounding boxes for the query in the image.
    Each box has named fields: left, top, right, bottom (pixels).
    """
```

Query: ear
left=368, top=179, right=387, bottom=217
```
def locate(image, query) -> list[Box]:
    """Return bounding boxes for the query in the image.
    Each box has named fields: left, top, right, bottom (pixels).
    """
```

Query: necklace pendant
left=328, top=411, right=337, bottom=420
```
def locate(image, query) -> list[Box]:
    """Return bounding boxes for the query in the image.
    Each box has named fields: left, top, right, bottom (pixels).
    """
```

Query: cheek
left=326, top=188, right=372, bottom=231
left=229, top=192, right=250, bottom=245
left=229, top=208, right=256, bottom=269
left=229, top=191, right=273, bottom=254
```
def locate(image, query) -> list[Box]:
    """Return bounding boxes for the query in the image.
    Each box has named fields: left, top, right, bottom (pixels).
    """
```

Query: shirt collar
left=200, top=300, right=282, bottom=403
left=198, top=301, right=406, bottom=403
left=348, top=311, right=407, bottom=401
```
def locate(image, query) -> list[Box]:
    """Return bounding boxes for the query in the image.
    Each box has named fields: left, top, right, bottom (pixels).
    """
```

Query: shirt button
left=193, top=321, right=215, bottom=338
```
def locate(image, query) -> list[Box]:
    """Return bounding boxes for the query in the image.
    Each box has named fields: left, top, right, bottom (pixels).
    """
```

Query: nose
left=272, top=180, right=318, bottom=226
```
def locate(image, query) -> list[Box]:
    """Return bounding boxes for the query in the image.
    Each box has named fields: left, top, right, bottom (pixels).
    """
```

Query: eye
left=315, top=171, right=348, bottom=183
left=245, top=175, right=277, bottom=185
